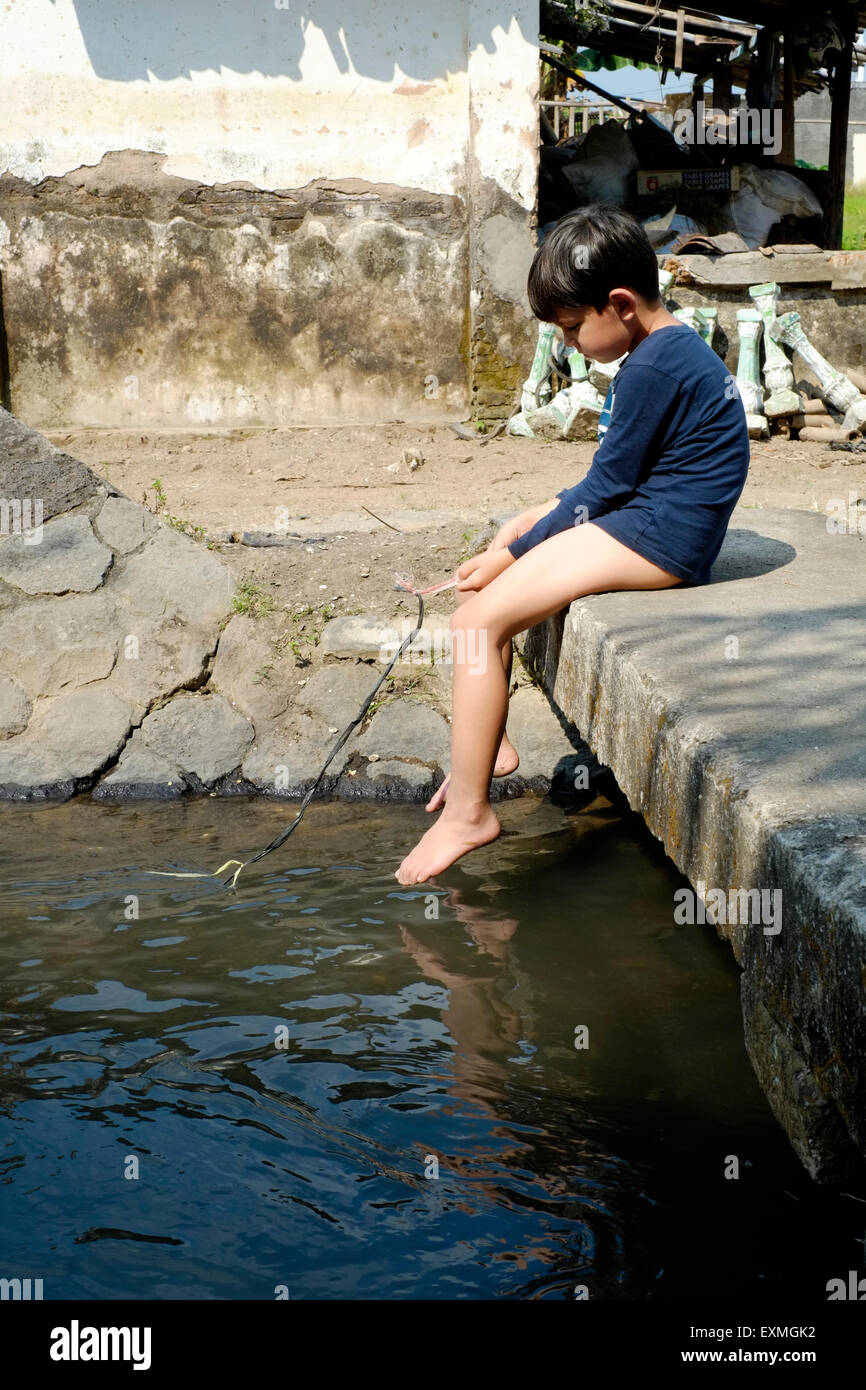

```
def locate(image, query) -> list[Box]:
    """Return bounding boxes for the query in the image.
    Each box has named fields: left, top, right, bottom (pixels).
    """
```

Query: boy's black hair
left=528, top=203, right=660, bottom=320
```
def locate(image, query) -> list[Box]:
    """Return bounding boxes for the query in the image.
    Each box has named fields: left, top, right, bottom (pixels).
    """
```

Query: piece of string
left=637, top=0, right=664, bottom=73
left=144, top=572, right=456, bottom=892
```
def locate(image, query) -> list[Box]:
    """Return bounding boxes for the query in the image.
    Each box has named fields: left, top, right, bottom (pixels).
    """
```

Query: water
left=0, top=794, right=862, bottom=1301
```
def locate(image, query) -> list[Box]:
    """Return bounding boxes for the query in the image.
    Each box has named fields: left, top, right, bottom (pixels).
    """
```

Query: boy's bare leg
left=425, top=587, right=518, bottom=813
left=395, top=524, right=682, bottom=885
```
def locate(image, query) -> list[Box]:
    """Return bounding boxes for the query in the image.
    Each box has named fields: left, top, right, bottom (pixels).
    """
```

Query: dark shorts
left=589, top=497, right=736, bottom=586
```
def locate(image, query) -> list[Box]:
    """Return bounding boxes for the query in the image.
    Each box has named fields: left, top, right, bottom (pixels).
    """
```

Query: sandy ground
left=48, top=423, right=866, bottom=628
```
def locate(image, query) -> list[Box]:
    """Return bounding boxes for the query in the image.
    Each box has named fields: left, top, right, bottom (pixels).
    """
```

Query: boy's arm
left=506, top=363, right=679, bottom=560
left=488, top=498, right=562, bottom=552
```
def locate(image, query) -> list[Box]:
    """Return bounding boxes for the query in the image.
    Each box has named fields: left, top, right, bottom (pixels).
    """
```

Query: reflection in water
left=0, top=796, right=862, bottom=1300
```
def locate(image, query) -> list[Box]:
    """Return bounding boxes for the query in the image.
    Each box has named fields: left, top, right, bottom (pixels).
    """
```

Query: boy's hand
left=487, top=514, right=522, bottom=551
left=487, top=498, right=561, bottom=552
left=456, top=547, right=515, bottom=592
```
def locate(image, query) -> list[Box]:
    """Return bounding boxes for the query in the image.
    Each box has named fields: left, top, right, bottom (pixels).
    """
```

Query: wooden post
left=713, top=61, right=732, bottom=117
left=746, top=28, right=780, bottom=165
left=780, top=28, right=795, bottom=165
left=691, top=80, right=704, bottom=130
left=770, top=33, right=784, bottom=167
left=826, top=11, right=856, bottom=248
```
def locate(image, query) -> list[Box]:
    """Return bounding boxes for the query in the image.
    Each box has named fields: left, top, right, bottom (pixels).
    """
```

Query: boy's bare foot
left=395, top=805, right=501, bottom=885
left=425, top=738, right=519, bottom=812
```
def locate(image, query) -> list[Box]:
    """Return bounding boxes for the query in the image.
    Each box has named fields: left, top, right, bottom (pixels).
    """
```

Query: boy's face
left=554, top=294, right=636, bottom=362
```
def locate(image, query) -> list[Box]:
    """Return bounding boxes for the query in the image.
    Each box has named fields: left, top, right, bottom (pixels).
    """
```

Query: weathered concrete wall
left=467, top=8, right=539, bottom=416
left=0, top=158, right=469, bottom=428
left=522, top=508, right=866, bottom=1184
left=0, top=1, right=539, bottom=427
left=0, top=0, right=475, bottom=192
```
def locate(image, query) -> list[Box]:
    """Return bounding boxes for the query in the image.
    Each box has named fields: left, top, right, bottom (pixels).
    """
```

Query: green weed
left=231, top=580, right=275, bottom=620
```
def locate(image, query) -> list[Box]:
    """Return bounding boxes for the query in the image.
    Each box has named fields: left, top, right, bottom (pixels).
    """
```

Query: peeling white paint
left=0, top=0, right=535, bottom=203
left=468, top=6, right=539, bottom=208
left=0, top=0, right=540, bottom=428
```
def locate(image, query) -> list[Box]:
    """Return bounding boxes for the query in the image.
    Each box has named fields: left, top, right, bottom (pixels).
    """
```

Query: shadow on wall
left=63, top=0, right=509, bottom=81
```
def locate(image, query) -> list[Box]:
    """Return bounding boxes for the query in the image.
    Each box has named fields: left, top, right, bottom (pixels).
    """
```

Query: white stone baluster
left=769, top=311, right=866, bottom=433
left=520, top=320, right=556, bottom=413
left=694, top=307, right=717, bottom=347
left=588, top=354, right=624, bottom=395
left=748, top=283, right=800, bottom=418
left=736, top=309, right=768, bottom=438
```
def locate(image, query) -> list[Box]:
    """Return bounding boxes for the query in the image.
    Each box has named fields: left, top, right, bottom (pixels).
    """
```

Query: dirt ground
left=48, top=422, right=866, bottom=630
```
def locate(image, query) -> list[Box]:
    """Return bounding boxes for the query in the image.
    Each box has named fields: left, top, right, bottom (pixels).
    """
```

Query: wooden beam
left=780, top=28, right=795, bottom=165
left=682, top=0, right=816, bottom=24
left=539, top=1, right=847, bottom=96
left=712, top=61, right=732, bottom=117
left=606, top=14, right=741, bottom=48
left=671, top=250, right=836, bottom=287
left=606, top=2, right=756, bottom=41
left=826, top=10, right=857, bottom=249
left=691, top=77, right=704, bottom=124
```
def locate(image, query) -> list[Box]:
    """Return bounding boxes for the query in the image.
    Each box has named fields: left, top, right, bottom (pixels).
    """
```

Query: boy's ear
left=608, top=287, right=639, bottom=320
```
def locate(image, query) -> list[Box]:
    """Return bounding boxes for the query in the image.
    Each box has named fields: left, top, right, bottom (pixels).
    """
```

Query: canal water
left=0, top=793, right=862, bottom=1301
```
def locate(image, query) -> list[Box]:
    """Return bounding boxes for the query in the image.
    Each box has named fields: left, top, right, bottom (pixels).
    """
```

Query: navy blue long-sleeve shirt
left=507, top=323, right=750, bottom=584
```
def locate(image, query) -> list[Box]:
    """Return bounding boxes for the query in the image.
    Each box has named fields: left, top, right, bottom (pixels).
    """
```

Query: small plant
left=231, top=579, right=275, bottom=619
left=514, top=647, right=543, bottom=690
left=147, top=476, right=206, bottom=541
left=168, top=516, right=207, bottom=541
left=271, top=599, right=338, bottom=667
left=366, top=669, right=437, bottom=718
left=457, top=529, right=475, bottom=564
left=366, top=676, right=397, bottom=716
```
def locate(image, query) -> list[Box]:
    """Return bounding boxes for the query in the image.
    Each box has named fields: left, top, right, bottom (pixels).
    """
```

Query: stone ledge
left=523, top=506, right=866, bottom=1183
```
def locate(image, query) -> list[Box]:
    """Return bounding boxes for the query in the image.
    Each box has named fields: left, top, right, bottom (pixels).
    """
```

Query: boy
left=395, top=203, right=750, bottom=886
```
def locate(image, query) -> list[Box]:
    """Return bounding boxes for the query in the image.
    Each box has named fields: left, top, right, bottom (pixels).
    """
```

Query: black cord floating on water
left=146, top=578, right=433, bottom=892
